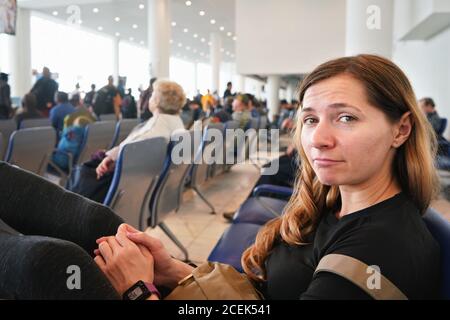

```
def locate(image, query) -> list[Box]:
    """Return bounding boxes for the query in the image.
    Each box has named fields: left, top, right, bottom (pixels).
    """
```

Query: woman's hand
left=97, top=224, right=194, bottom=289
left=96, top=156, right=115, bottom=179
left=94, top=230, right=154, bottom=296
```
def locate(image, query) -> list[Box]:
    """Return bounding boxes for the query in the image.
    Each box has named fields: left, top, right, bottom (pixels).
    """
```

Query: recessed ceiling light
left=210, top=19, right=216, bottom=25
left=208, top=42, right=212, bottom=46
left=129, top=37, right=134, bottom=41
left=132, top=24, right=138, bottom=29
left=78, top=20, right=83, bottom=25
left=52, top=11, right=58, bottom=16
left=114, top=17, right=120, bottom=22
left=140, top=41, right=145, bottom=45
left=171, top=21, right=177, bottom=27
left=200, top=52, right=204, bottom=56
left=193, top=34, right=198, bottom=38
left=115, top=32, right=121, bottom=37
left=169, top=39, right=174, bottom=44
left=233, top=36, right=237, bottom=41
left=185, top=1, right=192, bottom=6
left=220, top=48, right=225, bottom=52
left=186, top=46, right=191, bottom=51
left=97, top=26, right=103, bottom=31
left=93, top=8, right=99, bottom=13
left=183, top=28, right=189, bottom=33
left=193, top=49, right=197, bottom=53
left=200, top=38, right=205, bottom=42
left=227, top=32, right=232, bottom=37
left=178, top=43, right=183, bottom=47
left=226, top=51, right=230, bottom=55
left=139, top=4, right=145, bottom=10
left=199, top=11, right=205, bottom=16
left=219, top=26, right=225, bottom=31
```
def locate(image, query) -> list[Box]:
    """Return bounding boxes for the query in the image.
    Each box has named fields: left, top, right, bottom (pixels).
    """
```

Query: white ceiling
left=17, top=0, right=236, bottom=64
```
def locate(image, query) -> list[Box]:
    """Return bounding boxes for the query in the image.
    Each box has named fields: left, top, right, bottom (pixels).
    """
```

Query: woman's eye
left=303, top=118, right=316, bottom=125
left=339, top=115, right=356, bottom=123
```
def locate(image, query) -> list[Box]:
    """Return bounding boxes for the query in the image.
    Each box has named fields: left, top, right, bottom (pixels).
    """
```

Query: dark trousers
left=0, top=162, right=123, bottom=299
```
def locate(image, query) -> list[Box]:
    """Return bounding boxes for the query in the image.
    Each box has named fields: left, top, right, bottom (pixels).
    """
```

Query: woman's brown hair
left=242, top=54, right=440, bottom=281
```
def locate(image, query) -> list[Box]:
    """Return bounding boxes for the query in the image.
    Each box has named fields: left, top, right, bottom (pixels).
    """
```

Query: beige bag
left=165, top=254, right=408, bottom=300
left=165, top=262, right=263, bottom=300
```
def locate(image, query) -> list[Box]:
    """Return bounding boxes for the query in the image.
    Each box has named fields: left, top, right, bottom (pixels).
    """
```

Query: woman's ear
left=392, top=112, right=412, bottom=148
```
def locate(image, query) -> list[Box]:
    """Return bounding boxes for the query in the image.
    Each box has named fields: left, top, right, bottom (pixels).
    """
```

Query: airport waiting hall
left=0, top=0, right=450, bottom=302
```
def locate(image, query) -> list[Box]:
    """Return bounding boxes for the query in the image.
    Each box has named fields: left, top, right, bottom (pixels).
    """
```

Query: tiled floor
left=145, top=159, right=450, bottom=265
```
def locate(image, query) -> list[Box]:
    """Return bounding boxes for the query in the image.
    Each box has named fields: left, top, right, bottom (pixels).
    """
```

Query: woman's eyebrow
left=301, top=103, right=361, bottom=113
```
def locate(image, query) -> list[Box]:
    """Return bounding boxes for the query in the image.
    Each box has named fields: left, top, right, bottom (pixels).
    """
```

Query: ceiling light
left=220, top=48, right=225, bottom=52
left=52, top=11, right=58, bottom=16
left=193, top=49, right=197, bottom=53
left=193, top=34, right=198, bottom=38
left=183, top=28, right=189, bottom=33
left=210, top=19, right=216, bottom=25
left=178, top=43, right=183, bottom=47
left=93, top=8, right=99, bottom=13
left=132, top=24, right=138, bottom=29
left=201, top=38, right=205, bottom=42
left=139, top=4, right=145, bottom=10
left=171, top=21, right=177, bottom=27
left=115, top=32, right=121, bottom=37
left=97, top=26, right=103, bottom=31
left=186, top=46, right=191, bottom=51
left=199, top=11, right=205, bottom=16
left=233, top=36, right=237, bottom=41
left=169, top=39, right=174, bottom=44
left=140, top=41, right=145, bottom=45
left=78, top=20, right=83, bottom=25
left=114, top=17, right=120, bottom=22
left=129, top=37, right=134, bottom=41
left=200, top=52, right=204, bottom=56
left=208, top=42, right=212, bottom=46
left=227, top=32, right=232, bottom=37
left=185, top=1, right=192, bottom=6
left=219, top=26, right=225, bottom=31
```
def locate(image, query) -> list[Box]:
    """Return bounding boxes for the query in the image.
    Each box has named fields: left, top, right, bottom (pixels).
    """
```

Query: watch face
left=128, top=287, right=144, bottom=300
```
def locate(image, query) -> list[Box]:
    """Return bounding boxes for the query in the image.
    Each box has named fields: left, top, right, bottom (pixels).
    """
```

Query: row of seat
left=207, top=184, right=450, bottom=299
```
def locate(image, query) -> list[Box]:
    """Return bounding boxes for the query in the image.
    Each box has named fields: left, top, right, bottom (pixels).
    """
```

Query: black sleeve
left=300, top=271, right=372, bottom=300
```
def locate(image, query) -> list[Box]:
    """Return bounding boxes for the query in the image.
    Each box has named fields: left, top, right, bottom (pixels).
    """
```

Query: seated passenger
left=69, top=80, right=186, bottom=202
left=95, top=54, right=441, bottom=300
left=14, top=93, right=44, bottom=129
left=50, top=91, right=76, bottom=136
left=232, top=94, right=253, bottom=129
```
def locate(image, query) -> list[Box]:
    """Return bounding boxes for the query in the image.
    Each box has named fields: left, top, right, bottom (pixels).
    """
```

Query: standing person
left=30, top=67, right=59, bottom=117
left=139, top=78, right=157, bottom=121
left=121, top=89, right=137, bottom=119
left=223, top=81, right=234, bottom=99
left=93, top=76, right=121, bottom=118
left=84, top=84, right=97, bottom=109
left=0, top=72, right=12, bottom=119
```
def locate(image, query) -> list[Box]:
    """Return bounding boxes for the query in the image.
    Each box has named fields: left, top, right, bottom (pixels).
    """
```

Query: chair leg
left=192, top=186, right=216, bottom=214
left=159, top=222, right=189, bottom=262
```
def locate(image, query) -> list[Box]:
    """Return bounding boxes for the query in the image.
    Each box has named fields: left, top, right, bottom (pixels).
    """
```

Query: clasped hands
left=94, top=224, right=194, bottom=298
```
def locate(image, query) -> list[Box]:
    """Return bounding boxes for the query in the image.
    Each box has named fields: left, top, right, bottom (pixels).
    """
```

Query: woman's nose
left=309, top=121, right=335, bottom=149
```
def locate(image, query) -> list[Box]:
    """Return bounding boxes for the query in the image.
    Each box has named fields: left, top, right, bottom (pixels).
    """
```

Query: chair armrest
left=252, top=184, right=293, bottom=198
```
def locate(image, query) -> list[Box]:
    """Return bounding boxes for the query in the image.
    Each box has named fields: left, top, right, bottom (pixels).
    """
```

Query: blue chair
left=423, top=208, right=450, bottom=299
left=5, top=127, right=56, bottom=176
left=103, top=137, right=167, bottom=230
left=148, top=130, right=196, bottom=261
left=0, top=119, right=17, bottom=160
left=190, top=122, right=225, bottom=214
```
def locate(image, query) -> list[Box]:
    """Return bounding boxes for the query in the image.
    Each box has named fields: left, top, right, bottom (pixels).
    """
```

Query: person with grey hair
left=70, top=80, right=186, bottom=202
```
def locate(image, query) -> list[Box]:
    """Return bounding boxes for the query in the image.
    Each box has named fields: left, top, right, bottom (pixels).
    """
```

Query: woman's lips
left=313, top=158, right=344, bottom=167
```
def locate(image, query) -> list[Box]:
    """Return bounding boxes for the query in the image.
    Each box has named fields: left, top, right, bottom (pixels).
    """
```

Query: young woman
left=94, top=54, right=441, bottom=300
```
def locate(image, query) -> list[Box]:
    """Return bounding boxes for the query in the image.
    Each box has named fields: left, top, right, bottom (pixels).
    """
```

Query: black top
left=261, top=193, right=440, bottom=300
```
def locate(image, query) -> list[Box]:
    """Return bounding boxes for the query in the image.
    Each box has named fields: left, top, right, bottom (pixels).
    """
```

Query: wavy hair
left=242, top=54, right=440, bottom=281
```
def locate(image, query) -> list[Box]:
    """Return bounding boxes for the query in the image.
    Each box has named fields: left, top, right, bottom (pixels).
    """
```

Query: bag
left=165, top=255, right=408, bottom=300
left=164, top=262, right=263, bottom=300
left=68, top=155, right=114, bottom=203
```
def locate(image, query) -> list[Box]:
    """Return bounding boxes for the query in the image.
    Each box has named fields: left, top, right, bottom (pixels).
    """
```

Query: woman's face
left=300, top=74, right=400, bottom=187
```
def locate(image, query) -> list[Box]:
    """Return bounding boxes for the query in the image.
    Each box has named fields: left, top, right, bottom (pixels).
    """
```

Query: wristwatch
left=122, top=281, right=161, bottom=300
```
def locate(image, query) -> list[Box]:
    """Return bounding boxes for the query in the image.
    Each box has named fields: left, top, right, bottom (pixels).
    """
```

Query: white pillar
left=193, top=61, right=198, bottom=93
left=147, top=0, right=171, bottom=78
left=237, top=74, right=246, bottom=93
left=112, top=37, right=120, bottom=85
left=346, top=0, right=394, bottom=58
left=9, top=8, right=32, bottom=97
left=210, top=33, right=221, bottom=93
left=267, top=75, right=281, bottom=122
left=286, top=82, right=294, bottom=103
